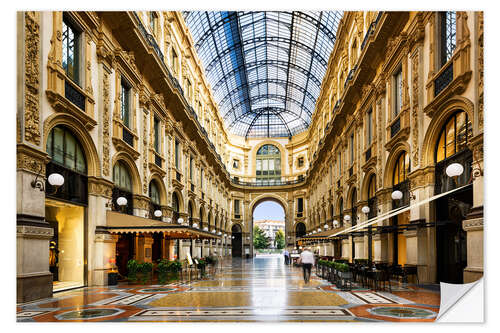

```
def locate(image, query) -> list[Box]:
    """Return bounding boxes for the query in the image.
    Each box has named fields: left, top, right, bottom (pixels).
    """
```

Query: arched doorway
left=252, top=199, right=286, bottom=255
left=295, top=222, right=306, bottom=249
left=231, top=224, right=243, bottom=257
left=45, top=125, right=88, bottom=291
left=434, top=110, right=472, bottom=283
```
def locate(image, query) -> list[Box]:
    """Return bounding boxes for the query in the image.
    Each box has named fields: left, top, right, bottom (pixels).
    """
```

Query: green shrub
left=138, top=262, right=153, bottom=284
left=126, top=259, right=139, bottom=283
left=156, top=259, right=169, bottom=284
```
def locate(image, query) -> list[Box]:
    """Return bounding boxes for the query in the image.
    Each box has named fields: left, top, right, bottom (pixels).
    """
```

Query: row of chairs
left=178, top=257, right=222, bottom=283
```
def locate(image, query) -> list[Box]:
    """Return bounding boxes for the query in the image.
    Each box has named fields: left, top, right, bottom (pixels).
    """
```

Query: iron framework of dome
left=182, top=11, right=343, bottom=138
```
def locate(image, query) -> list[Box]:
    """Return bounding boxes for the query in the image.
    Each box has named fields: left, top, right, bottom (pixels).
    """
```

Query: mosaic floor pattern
left=17, top=256, right=440, bottom=322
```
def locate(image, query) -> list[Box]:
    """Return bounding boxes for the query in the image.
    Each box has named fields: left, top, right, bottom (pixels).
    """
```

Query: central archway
left=249, top=194, right=288, bottom=257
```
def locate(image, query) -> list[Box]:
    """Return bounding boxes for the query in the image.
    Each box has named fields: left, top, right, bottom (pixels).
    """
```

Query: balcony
left=171, top=168, right=184, bottom=190
left=112, top=122, right=139, bottom=160
left=385, top=108, right=410, bottom=150
left=390, top=117, right=401, bottom=138
left=148, top=150, right=165, bottom=177
left=434, top=63, right=453, bottom=96
left=45, top=75, right=97, bottom=130
left=231, top=177, right=305, bottom=187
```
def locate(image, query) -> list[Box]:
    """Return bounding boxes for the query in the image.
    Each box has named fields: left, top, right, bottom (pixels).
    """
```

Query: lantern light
left=177, top=217, right=184, bottom=224
left=154, top=210, right=162, bottom=218
left=116, top=197, right=127, bottom=206
left=391, top=190, right=403, bottom=200
left=361, top=206, right=370, bottom=214
left=48, top=173, right=65, bottom=187
left=446, top=163, right=464, bottom=178
left=344, top=215, right=351, bottom=221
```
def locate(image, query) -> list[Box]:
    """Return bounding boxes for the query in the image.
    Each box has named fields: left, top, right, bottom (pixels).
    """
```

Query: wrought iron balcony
left=434, top=63, right=454, bottom=96
left=64, top=79, right=85, bottom=111
left=231, top=177, right=305, bottom=187
left=390, top=117, right=401, bottom=138
left=122, top=126, right=134, bottom=147
left=365, top=147, right=372, bottom=161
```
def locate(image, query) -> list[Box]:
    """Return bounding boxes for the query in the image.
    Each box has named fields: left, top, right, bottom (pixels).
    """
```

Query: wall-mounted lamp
left=344, top=215, right=351, bottom=222
left=192, top=223, right=199, bottom=229
left=324, top=224, right=329, bottom=230
left=31, top=166, right=65, bottom=195
left=203, top=226, right=209, bottom=231
left=361, top=206, right=370, bottom=215
left=154, top=210, right=162, bottom=218
left=333, top=220, right=339, bottom=228
left=212, top=229, right=217, bottom=234
left=165, top=217, right=172, bottom=223
left=446, top=162, right=465, bottom=186
left=177, top=217, right=184, bottom=225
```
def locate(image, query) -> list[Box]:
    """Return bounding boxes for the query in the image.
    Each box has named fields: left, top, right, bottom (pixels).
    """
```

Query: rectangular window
left=149, top=12, right=157, bottom=36
left=350, top=133, right=354, bottom=166
left=186, top=79, right=192, bottom=99
left=171, top=48, right=178, bottom=74
left=62, top=18, right=80, bottom=83
left=234, top=199, right=240, bottom=215
left=298, top=157, right=304, bottom=167
left=175, top=140, right=179, bottom=169
left=189, top=157, right=193, bottom=181
left=120, top=80, right=131, bottom=128
left=439, top=11, right=457, bottom=68
left=394, top=67, right=403, bottom=117
left=298, top=198, right=304, bottom=213
left=200, top=168, right=204, bottom=188
left=367, top=108, right=373, bottom=146
left=338, top=151, right=342, bottom=176
left=233, top=159, right=239, bottom=169
left=154, top=117, right=160, bottom=152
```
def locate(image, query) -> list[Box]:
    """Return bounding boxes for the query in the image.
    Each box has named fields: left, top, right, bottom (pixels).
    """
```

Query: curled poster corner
left=436, top=278, right=483, bottom=322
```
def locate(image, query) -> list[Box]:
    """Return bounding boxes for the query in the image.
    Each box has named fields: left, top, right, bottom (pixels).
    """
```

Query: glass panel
left=445, top=118, right=456, bottom=158
left=150, top=182, right=160, bottom=204
left=436, top=132, right=445, bottom=162
left=52, top=127, right=64, bottom=164
left=182, top=11, right=343, bottom=137
left=456, top=111, right=469, bottom=152
left=62, top=20, right=79, bottom=83
left=65, top=132, right=76, bottom=170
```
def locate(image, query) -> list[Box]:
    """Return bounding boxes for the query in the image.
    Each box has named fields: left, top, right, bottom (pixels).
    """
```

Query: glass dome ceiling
left=183, top=11, right=343, bottom=138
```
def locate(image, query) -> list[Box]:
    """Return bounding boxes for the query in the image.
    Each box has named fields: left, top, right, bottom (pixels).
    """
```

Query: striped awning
left=104, top=211, right=220, bottom=239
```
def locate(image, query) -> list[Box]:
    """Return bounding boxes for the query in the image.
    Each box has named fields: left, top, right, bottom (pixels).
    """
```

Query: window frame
left=120, top=79, right=132, bottom=129
left=62, top=16, right=82, bottom=85
left=393, top=66, right=403, bottom=118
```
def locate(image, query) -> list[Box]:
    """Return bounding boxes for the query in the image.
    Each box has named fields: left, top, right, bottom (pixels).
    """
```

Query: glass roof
left=182, top=11, right=343, bottom=138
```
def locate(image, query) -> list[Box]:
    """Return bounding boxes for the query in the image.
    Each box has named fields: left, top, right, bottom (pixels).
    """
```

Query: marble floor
left=17, top=256, right=440, bottom=322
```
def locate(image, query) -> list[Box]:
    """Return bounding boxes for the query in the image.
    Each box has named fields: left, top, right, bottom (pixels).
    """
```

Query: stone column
left=463, top=211, right=484, bottom=283
left=93, top=230, right=118, bottom=286
left=341, top=238, right=350, bottom=261
left=202, top=240, right=210, bottom=257
left=180, top=239, right=191, bottom=260
left=373, top=233, right=389, bottom=262
left=353, top=236, right=365, bottom=259
left=137, top=234, right=154, bottom=263
left=17, top=145, right=53, bottom=303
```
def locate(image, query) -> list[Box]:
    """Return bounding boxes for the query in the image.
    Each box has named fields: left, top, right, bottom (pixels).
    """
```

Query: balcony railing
left=231, top=178, right=305, bottom=187
left=434, top=63, right=454, bottom=96
left=122, top=126, right=134, bottom=147
left=365, top=147, right=372, bottom=161
left=131, top=12, right=229, bottom=177
left=154, top=153, right=162, bottom=167
left=65, top=79, right=86, bottom=111
left=390, top=117, right=401, bottom=138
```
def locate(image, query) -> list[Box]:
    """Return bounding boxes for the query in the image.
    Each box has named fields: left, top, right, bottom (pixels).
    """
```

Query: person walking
left=283, top=249, right=290, bottom=265
left=299, top=247, right=315, bottom=283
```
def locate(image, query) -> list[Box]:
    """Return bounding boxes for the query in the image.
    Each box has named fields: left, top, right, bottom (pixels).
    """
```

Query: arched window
left=256, top=144, right=281, bottom=184
left=172, top=192, right=180, bottom=222
left=367, top=175, right=377, bottom=218
left=188, top=201, right=193, bottom=226
left=351, top=188, right=357, bottom=226
left=46, top=125, right=88, bottom=204
left=149, top=181, right=161, bottom=220
left=208, top=212, right=212, bottom=230
left=149, top=181, right=160, bottom=205
left=113, top=161, right=132, bottom=192
left=393, top=152, right=409, bottom=185
left=435, top=111, right=472, bottom=163
left=199, top=207, right=204, bottom=229
left=46, top=125, right=87, bottom=174
left=295, top=222, right=306, bottom=238
left=339, top=197, right=344, bottom=226
left=112, top=161, right=133, bottom=214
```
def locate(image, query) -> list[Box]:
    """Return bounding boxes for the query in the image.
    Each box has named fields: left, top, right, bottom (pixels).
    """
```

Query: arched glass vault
left=183, top=11, right=343, bottom=138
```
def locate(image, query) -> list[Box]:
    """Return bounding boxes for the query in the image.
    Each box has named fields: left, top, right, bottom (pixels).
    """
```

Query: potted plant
left=168, top=260, right=182, bottom=281
left=126, top=259, right=139, bottom=284
left=157, top=259, right=169, bottom=284
left=196, top=258, right=206, bottom=277
left=138, top=262, right=153, bottom=284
